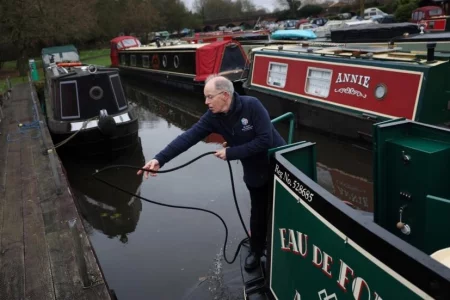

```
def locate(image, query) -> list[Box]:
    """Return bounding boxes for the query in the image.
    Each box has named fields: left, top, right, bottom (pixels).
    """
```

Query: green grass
left=0, top=48, right=110, bottom=94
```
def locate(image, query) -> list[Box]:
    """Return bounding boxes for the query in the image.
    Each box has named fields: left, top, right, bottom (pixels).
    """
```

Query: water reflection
left=62, top=140, right=145, bottom=243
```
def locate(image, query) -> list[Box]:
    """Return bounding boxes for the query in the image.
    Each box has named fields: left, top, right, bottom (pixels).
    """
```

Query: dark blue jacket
left=154, top=92, right=286, bottom=187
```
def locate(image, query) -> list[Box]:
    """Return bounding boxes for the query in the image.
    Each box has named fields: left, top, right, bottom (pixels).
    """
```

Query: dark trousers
left=246, top=182, right=270, bottom=256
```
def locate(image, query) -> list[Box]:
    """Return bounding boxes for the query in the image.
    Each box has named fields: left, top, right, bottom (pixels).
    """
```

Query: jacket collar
left=213, top=92, right=242, bottom=118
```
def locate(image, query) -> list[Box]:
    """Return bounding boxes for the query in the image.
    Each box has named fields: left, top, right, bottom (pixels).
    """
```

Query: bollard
left=29, top=59, right=39, bottom=81
left=68, top=219, right=91, bottom=287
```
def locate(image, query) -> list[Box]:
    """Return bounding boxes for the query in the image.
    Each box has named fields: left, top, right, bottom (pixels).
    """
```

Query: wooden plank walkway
left=0, top=82, right=112, bottom=300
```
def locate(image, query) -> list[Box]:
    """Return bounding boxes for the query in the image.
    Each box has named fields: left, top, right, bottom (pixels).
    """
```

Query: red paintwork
left=251, top=55, right=423, bottom=119
left=183, top=30, right=269, bottom=44
left=423, top=18, right=447, bottom=31
left=110, top=36, right=141, bottom=66
left=194, top=40, right=250, bottom=82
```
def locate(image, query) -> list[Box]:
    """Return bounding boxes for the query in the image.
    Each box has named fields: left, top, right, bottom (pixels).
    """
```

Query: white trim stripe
left=270, top=176, right=433, bottom=299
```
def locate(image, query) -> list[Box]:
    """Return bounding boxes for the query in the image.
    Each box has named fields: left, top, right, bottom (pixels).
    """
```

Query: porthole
left=89, top=86, right=103, bottom=100
left=162, top=55, right=168, bottom=68
left=174, top=55, right=180, bottom=68
left=375, top=84, right=387, bottom=100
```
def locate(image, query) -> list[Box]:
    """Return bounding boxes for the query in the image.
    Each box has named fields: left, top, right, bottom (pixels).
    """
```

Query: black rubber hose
left=92, top=151, right=251, bottom=264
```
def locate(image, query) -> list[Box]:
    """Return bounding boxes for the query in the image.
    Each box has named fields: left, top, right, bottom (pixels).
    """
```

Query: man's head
left=204, top=75, right=234, bottom=114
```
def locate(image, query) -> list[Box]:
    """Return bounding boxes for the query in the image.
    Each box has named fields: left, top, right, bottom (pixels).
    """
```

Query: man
left=137, top=75, right=286, bottom=271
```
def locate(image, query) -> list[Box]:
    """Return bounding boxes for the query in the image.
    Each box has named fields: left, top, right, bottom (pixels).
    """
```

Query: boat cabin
left=110, top=36, right=141, bottom=67
left=411, top=6, right=450, bottom=31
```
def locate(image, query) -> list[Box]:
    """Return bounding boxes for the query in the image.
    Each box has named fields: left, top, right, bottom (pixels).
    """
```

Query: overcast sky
left=182, top=0, right=277, bottom=12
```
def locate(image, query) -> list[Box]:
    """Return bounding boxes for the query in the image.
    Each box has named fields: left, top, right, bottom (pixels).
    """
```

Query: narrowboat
left=110, top=36, right=250, bottom=94
left=41, top=45, right=139, bottom=155
left=240, top=117, right=450, bottom=299
left=243, top=42, right=450, bottom=141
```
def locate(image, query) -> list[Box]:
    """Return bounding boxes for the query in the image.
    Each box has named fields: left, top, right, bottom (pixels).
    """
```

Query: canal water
left=58, top=78, right=373, bottom=300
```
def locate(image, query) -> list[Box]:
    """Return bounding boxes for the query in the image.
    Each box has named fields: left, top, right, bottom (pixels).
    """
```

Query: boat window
left=120, top=54, right=126, bottom=65
left=162, top=55, right=168, bottom=68
left=267, top=62, right=288, bottom=88
left=131, top=55, right=136, bottom=67
left=305, top=67, right=332, bottom=98
left=429, top=9, right=442, bottom=16
left=174, top=55, right=180, bottom=68
left=220, top=44, right=246, bottom=72
left=109, top=74, right=128, bottom=110
left=142, top=55, right=149, bottom=68
left=59, top=80, right=80, bottom=119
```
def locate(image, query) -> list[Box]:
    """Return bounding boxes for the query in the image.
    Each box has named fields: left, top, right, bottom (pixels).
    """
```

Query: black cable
left=92, top=151, right=251, bottom=264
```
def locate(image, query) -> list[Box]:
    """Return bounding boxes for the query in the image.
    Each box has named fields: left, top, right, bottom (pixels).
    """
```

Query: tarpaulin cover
left=195, top=40, right=233, bottom=82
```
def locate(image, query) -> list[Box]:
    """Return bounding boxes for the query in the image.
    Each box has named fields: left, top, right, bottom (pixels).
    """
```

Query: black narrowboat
left=110, top=37, right=249, bottom=94
left=41, top=45, right=139, bottom=155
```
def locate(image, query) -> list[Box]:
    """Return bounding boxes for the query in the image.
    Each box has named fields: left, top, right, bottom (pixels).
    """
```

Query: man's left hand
left=215, top=148, right=227, bottom=160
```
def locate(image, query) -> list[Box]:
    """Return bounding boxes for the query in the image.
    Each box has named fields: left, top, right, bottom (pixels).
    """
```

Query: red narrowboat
left=243, top=43, right=450, bottom=141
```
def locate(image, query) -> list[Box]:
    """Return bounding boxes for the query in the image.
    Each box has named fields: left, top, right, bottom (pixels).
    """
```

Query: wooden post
left=360, top=0, right=365, bottom=17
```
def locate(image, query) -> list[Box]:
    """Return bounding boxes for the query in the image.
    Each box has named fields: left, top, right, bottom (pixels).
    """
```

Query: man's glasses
left=205, top=91, right=225, bottom=100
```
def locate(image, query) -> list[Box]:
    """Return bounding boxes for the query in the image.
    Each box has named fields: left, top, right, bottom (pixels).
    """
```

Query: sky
left=182, top=0, right=277, bottom=13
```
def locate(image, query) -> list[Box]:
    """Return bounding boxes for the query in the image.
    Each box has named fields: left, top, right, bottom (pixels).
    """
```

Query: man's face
left=204, top=81, right=227, bottom=113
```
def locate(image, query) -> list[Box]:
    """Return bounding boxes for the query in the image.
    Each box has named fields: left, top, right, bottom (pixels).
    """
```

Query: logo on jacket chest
left=241, top=118, right=253, bottom=132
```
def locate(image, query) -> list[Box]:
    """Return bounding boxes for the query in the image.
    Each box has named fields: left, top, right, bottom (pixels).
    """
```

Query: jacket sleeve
left=226, top=100, right=273, bottom=160
left=154, top=113, right=213, bottom=167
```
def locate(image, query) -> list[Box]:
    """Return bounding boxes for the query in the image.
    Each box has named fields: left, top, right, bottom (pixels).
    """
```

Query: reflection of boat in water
left=123, top=79, right=226, bottom=145
left=62, top=140, right=145, bottom=243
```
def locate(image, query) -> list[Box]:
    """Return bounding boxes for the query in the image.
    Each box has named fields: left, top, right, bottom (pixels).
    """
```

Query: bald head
left=205, top=75, right=234, bottom=96
left=204, top=75, right=234, bottom=114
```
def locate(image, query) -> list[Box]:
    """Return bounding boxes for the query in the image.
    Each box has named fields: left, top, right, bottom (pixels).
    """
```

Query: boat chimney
left=427, top=42, right=436, bottom=63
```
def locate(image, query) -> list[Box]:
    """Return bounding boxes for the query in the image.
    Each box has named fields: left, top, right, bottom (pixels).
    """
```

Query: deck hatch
left=60, top=80, right=80, bottom=119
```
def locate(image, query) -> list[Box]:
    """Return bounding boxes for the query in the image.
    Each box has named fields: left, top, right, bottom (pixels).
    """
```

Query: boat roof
left=47, top=65, right=118, bottom=79
left=251, top=44, right=450, bottom=66
left=122, top=42, right=207, bottom=51
left=42, top=44, right=78, bottom=55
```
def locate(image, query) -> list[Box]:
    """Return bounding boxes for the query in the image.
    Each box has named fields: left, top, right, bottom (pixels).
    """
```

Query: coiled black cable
left=92, top=151, right=250, bottom=264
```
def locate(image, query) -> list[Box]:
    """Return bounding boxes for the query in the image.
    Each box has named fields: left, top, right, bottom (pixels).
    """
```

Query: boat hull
left=48, top=114, right=139, bottom=156
left=244, top=84, right=376, bottom=141
left=119, top=66, right=247, bottom=95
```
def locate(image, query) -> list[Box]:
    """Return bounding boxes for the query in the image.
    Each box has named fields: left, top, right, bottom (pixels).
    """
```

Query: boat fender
left=152, top=54, right=160, bottom=69
left=431, top=247, right=450, bottom=268
left=98, top=109, right=116, bottom=136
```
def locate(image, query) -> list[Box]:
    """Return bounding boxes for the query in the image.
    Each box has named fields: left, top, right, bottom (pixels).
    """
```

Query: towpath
left=0, top=81, right=113, bottom=300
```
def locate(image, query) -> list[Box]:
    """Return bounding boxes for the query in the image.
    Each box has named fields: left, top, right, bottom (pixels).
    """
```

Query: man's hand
left=137, top=159, right=160, bottom=179
left=215, top=148, right=227, bottom=160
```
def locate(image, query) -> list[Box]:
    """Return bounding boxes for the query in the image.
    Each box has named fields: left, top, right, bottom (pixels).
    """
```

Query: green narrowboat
left=241, top=118, right=450, bottom=299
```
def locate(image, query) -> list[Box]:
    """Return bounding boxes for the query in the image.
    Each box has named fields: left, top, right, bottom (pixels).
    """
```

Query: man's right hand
left=137, top=159, right=160, bottom=179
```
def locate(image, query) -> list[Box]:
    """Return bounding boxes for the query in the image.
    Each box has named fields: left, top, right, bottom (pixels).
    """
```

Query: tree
left=193, top=0, right=257, bottom=20
left=275, top=0, right=302, bottom=18
left=395, top=0, right=419, bottom=22
left=0, top=0, right=97, bottom=75
left=121, top=0, right=162, bottom=35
